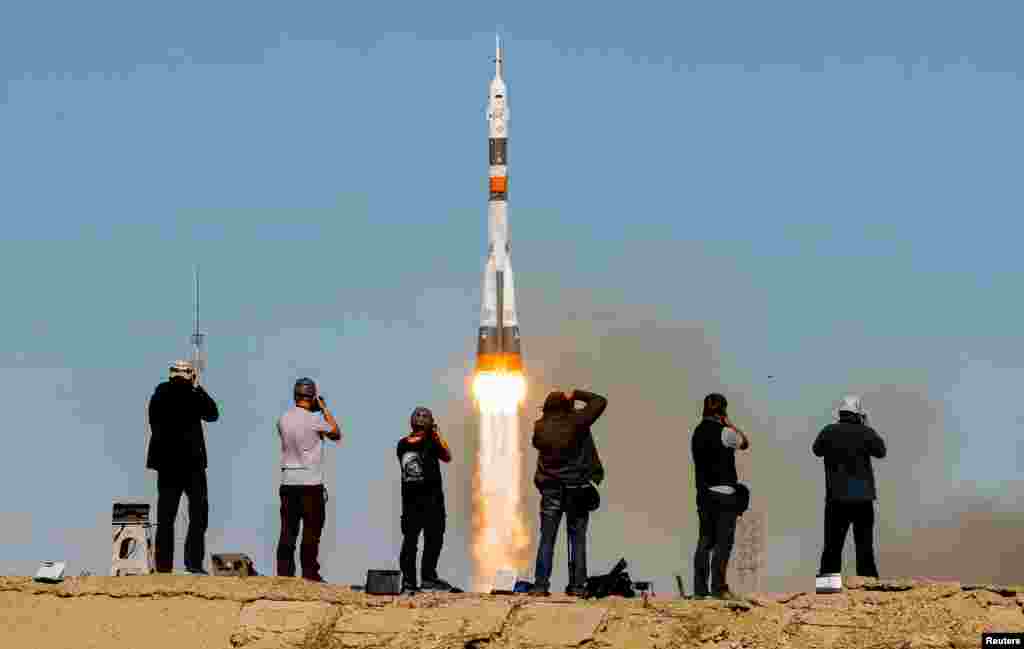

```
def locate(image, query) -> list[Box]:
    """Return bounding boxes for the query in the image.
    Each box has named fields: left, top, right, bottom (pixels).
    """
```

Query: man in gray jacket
left=813, top=395, right=886, bottom=578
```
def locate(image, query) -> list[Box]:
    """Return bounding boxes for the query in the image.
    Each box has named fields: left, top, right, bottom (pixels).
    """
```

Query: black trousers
left=693, top=504, right=738, bottom=596
left=819, top=500, right=879, bottom=577
left=155, top=469, right=209, bottom=573
left=399, top=487, right=446, bottom=584
left=277, top=484, right=327, bottom=580
left=533, top=484, right=590, bottom=590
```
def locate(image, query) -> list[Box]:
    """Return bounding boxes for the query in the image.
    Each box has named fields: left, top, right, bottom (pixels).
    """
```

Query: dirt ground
left=1, top=575, right=1021, bottom=648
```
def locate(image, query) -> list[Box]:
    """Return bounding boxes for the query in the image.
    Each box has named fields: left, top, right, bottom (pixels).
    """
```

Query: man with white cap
left=147, top=360, right=220, bottom=574
left=812, top=395, right=886, bottom=579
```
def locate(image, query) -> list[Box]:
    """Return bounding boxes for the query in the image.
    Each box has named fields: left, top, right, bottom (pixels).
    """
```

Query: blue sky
left=1, top=1, right=1022, bottom=589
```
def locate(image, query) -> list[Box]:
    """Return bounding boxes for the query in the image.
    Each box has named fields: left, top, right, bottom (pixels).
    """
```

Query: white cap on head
left=169, top=360, right=195, bottom=380
left=834, top=394, right=868, bottom=423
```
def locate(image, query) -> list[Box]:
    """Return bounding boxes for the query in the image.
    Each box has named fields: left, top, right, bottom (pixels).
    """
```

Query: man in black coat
left=813, top=395, right=886, bottom=578
left=691, top=393, right=750, bottom=600
left=528, top=388, right=608, bottom=597
left=146, top=360, right=219, bottom=574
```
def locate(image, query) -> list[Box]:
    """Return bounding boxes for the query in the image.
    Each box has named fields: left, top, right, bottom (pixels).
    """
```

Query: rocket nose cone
left=494, top=34, right=504, bottom=79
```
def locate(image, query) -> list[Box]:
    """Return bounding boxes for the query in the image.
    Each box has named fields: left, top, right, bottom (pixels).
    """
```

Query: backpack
left=584, top=558, right=636, bottom=599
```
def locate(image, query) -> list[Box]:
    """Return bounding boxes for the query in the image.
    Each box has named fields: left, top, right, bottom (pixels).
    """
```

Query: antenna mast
left=191, top=266, right=206, bottom=381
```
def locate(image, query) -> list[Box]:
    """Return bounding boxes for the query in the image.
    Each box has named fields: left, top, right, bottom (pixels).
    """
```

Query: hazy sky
left=1, top=1, right=1022, bottom=590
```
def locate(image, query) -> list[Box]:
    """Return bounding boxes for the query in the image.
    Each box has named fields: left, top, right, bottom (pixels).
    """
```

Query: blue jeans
left=533, top=484, right=590, bottom=590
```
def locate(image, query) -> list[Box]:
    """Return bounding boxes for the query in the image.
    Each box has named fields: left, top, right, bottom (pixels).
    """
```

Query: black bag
left=584, top=558, right=636, bottom=599
left=735, top=482, right=750, bottom=515
left=365, top=570, right=402, bottom=595
left=565, top=482, right=600, bottom=513
left=704, top=483, right=750, bottom=515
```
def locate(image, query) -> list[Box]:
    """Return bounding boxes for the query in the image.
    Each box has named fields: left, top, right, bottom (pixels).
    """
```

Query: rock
left=863, top=580, right=915, bottom=592
left=925, top=583, right=962, bottom=600
left=231, top=600, right=335, bottom=647
left=776, top=592, right=806, bottom=605
left=334, top=606, right=419, bottom=635
left=983, top=606, right=1024, bottom=632
left=698, top=625, right=728, bottom=642
left=944, top=593, right=987, bottom=618
left=514, top=603, right=608, bottom=646
left=4, top=574, right=1023, bottom=649
left=417, top=600, right=512, bottom=640
left=723, top=600, right=753, bottom=612
left=962, top=584, right=1018, bottom=596
left=0, top=590, right=242, bottom=649
left=902, top=632, right=950, bottom=648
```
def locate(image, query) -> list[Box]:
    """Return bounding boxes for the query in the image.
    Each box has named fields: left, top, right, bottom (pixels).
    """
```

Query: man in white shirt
left=276, top=378, right=341, bottom=581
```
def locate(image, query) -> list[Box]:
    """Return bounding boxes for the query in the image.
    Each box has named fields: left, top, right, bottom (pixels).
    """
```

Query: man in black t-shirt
left=396, top=406, right=455, bottom=593
left=691, top=393, right=750, bottom=600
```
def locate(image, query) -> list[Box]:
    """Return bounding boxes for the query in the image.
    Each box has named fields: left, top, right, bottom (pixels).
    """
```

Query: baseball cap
left=294, top=377, right=317, bottom=399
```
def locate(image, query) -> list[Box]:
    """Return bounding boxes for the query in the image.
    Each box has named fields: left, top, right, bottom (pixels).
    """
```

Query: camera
left=311, top=395, right=326, bottom=412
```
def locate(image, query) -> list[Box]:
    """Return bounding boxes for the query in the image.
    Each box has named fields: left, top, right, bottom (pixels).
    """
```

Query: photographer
left=813, top=395, right=886, bottom=579
left=397, top=407, right=456, bottom=593
left=276, top=378, right=341, bottom=582
left=691, top=393, right=750, bottom=600
left=146, top=360, right=220, bottom=574
left=528, top=388, right=608, bottom=597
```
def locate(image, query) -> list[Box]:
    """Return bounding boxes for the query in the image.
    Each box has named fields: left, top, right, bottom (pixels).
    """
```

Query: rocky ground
left=1, top=576, right=1022, bottom=648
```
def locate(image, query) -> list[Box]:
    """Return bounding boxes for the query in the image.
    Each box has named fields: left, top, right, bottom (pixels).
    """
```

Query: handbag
left=705, top=482, right=750, bottom=515
left=565, top=482, right=601, bottom=513
left=735, top=482, right=750, bottom=515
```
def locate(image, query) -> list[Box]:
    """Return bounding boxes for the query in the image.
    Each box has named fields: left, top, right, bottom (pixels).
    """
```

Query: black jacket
left=812, top=413, right=886, bottom=502
left=532, top=390, right=608, bottom=488
left=691, top=417, right=739, bottom=508
left=146, top=379, right=219, bottom=471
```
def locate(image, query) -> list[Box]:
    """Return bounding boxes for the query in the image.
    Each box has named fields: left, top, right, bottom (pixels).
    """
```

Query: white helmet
left=169, top=360, right=195, bottom=381
left=833, top=394, right=868, bottom=423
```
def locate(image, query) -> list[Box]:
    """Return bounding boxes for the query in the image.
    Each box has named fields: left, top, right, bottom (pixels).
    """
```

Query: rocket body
left=477, top=37, right=522, bottom=374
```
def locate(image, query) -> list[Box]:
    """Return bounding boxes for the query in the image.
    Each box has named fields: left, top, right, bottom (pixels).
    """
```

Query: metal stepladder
left=111, top=503, right=154, bottom=576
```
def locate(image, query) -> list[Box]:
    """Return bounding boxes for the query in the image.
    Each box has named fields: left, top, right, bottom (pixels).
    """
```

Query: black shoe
left=185, top=567, right=209, bottom=576
left=402, top=582, right=420, bottom=594
left=691, top=594, right=710, bottom=600
left=565, top=585, right=587, bottom=597
left=527, top=585, right=550, bottom=597
left=304, top=575, right=327, bottom=583
left=421, top=577, right=456, bottom=592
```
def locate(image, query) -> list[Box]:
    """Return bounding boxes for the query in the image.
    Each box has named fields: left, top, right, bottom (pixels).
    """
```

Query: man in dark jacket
left=691, top=393, right=750, bottom=600
left=528, top=388, right=608, bottom=597
left=813, top=395, right=886, bottom=578
left=146, top=360, right=219, bottom=574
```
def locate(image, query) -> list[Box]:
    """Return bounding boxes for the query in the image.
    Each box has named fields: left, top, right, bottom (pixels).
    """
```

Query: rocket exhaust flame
left=472, top=371, right=526, bottom=414
left=471, top=372, right=531, bottom=591
left=470, top=36, right=531, bottom=592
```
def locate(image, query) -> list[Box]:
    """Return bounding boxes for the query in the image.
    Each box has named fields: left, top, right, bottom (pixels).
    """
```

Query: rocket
left=476, top=35, right=522, bottom=374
